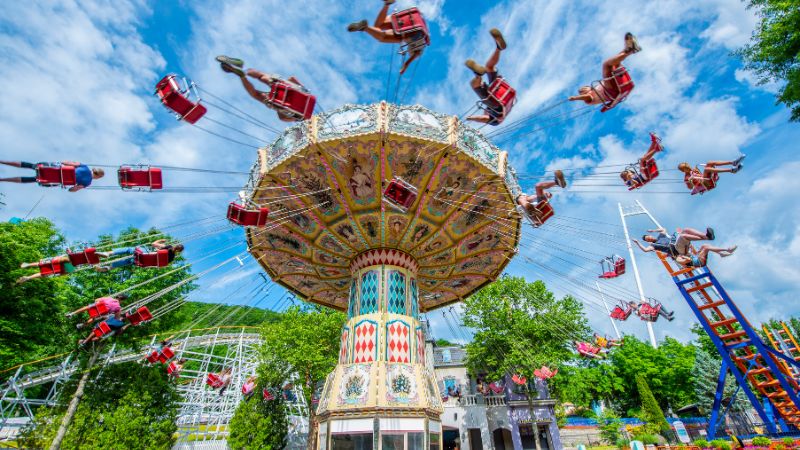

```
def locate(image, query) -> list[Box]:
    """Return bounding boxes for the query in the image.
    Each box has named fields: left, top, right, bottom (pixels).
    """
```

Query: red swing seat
left=486, top=77, right=517, bottom=118
left=155, top=75, right=207, bottom=124
left=511, top=374, right=527, bottom=385
left=599, top=255, right=626, bottom=279
left=390, top=8, right=431, bottom=54
left=610, top=303, right=634, bottom=321
left=125, top=306, right=152, bottom=326
left=92, top=321, right=113, bottom=339
left=638, top=302, right=660, bottom=322
left=593, top=65, right=635, bottom=113
left=626, top=159, right=659, bottom=190
left=167, top=361, right=183, bottom=377
left=267, top=81, right=316, bottom=121
left=690, top=172, right=719, bottom=195
left=87, top=302, right=110, bottom=319
left=146, top=351, right=160, bottom=364
left=517, top=199, right=555, bottom=228
left=158, top=346, right=175, bottom=363
left=118, top=166, right=163, bottom=190
left=67, top=247, right=100, bottom=266
left=134, top=248, right=170, bottom=267
left=37, top=259, right=70, bottom=277
left=263, top=388, right=275, bottom=401
left=35, top=164, right=77, bottom=187
left=383, top=177, right=418, bottom=213
left=227, top=202, right=269, bottom=227
left=207, top=373, right=225, bottom=388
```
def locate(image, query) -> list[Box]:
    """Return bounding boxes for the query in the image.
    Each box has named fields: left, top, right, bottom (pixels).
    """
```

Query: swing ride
left=0, top=0, right=793, bottom=445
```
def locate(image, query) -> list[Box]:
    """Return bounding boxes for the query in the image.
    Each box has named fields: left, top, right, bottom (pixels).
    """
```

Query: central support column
left=315, top=249, right=443, bottom=450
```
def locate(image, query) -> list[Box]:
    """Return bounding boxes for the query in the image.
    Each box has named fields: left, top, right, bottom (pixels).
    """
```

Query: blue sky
left=1, top=0, right=797, bottom=345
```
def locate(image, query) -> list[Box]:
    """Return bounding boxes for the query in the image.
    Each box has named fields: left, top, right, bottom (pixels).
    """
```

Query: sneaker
left=465, top=59, right=487, bottom=76
left=732, top=154, right=746, bottom=167
left=490, top=28, right=507, bottom=50
left=554, top=170, right=567, bottom=188
left=706, top=227, right=715, bottom=240
left=65, top=312, right=75, bottom=318
left=624, top=32, right=642, bottom=54
left=731, top=164, right=743, bottom=174
left=219, top=62, right=245, bottom=77
left=75, top=323, right=85, bottom=329
left=215, top=55, right=244, bottom=68
left=347, top=20, right=368, bottom=32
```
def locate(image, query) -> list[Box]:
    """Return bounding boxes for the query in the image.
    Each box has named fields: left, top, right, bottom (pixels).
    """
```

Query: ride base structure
left=243, top=102, right=523, bottom=447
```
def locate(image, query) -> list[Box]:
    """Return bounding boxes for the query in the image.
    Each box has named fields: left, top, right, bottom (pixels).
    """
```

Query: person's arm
left=400, top=51, right=421, bottom=74
left=68, top=185, right=85, bottom=193
left=646, top=228, right=666, bottom=233
left=61, top=161, right=81, bottom=166
left=151, top=239, right=167, bottom=249
left=632, top=239, right=654, bottom=253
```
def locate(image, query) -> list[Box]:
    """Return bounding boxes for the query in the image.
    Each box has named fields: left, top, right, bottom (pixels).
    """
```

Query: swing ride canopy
left=245, top=102, right=523, bottom=312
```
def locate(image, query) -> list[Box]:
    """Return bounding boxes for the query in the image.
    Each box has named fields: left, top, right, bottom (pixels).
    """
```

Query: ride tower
left=244, top=102, right=522, bottom=448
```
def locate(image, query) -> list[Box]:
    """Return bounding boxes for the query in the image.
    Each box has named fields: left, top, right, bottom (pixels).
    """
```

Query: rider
left=620, top=133, right=663, bottom=189
left=516, top=170, right=567, bottom=220
left=242, top=376, right=257, bottom=398
left=67, top=293, right=128, bottom=328
left=0, top=160, right=104, bottom=192
left=568, top=33, right=641, bottom=106
left=633, top=226, right=715, bottom=259
left=215, top=56, right=310, bottom=122
left=594, top=333, right=623, bottom=348
left=16, top=256, right=75, bottom=284
left=346, top=0, right=424, bottom=74
left=575, top=341, right=604, bottom=359
left=675, top=244, right=737, bottom=268
left=79, top=311, right=128, bottom=346
left=465, top=28, right=509, bottom=125
left=94, top=239, right=184, bottom=272
left=678, top=155, right=745, bottom=191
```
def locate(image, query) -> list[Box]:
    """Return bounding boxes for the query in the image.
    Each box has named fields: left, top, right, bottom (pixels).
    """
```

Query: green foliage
left=435, top=338, right=455, bottom=347
left=228, top=394, right=288, bottom=450
left=694, top=439, right=710, bottom=448
left=550, top=335, right=697, bottom=415
left=0, top=219, right=71, bottom=369
left=709, top=439, right=731, bottom=450
left=598, top=410, right=622, bottom=445
left=751, top=436, right=771, bottom=447
left=692, top=349, right=748, bottom=414
left=19, top=363, right=179, bottom=449
left=737, top=0, right=800, bottom=121
left=783, top=437, right=795, bottom=446
left=636, top=374, right=669, bottom=432
left=632, top=433, right=660, bottom=445
left=615, top=437, right=631, bottom=449
left=259, top=304, right=345, bottom=407
left=461, top=276, right=591, bottom=382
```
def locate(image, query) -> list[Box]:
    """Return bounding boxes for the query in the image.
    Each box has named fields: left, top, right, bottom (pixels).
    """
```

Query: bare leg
left=639, top=139, right=662, bottom=163
left=16, top=273, right=42, bottom=284
left=0, top=161, right=25, bottom=168
left=364, top=3, right=402, bottom=43
left=0, top=177, right=32, bottom=183
left=677, top=227, right=710, bottom=241
left=466, top=114, right=492, bottom=124
left=601, top=50, right=630, bottom=78
left=241, top=70, right=270, bottom=102
left=534, top=180, right=557, bottom=199
left=485, top=48, right=501, bottom=73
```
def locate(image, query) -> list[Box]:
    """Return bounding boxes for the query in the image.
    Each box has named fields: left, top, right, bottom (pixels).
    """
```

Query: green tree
left=461, top=276, right=591, bottom=450
left=598, top=409, right=623, bottom=445
left=19, top=362, right=180, bottom=449
left=737, top=0, right=800, bottom=121
left=228, top=394, right=289, bottom=450
left=259, top=305, right=346, bottom=450
left=636, top=374, right=670, bottom=433
left=692, top=348, right=748, bottom=415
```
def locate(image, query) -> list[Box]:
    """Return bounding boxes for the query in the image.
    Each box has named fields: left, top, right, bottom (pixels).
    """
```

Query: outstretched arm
left=400, top=51, right=421, bottom=75
left=151, top=239, right=168, bottom=249
left=646, top=228, right=666, bottom=233
left=61, top=161, right=81, bottom=166
left=632, top=239, right=654, bottom=253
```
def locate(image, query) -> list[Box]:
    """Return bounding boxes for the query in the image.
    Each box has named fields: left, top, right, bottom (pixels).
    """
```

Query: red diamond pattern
left=387, top=321, right=410, bottom=363
left=339, top=329, right=349, bottom=363
left=416, top=328, right=425, bottom=364
left=353, top=321, right=377, bottom=363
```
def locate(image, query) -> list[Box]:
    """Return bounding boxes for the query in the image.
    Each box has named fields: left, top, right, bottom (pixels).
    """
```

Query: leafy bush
left=632, top=433, right=660, bottom=445
left=694, top=439, right=710, bottom=448
left=751, top=436, right=771, bottom=447
left=709, top=438, right=731, bottom=450
left=616, top=437, right=631, bottom=449
left=782, top=437, right=795, bottom=446
left=599, top=410, right=623, bottom=445
left=774, top=445, right=786, bottom=450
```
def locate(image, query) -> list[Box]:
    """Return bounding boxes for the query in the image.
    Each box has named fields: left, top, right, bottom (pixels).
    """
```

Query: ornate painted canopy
left=245, top=102, right=523, bottom=311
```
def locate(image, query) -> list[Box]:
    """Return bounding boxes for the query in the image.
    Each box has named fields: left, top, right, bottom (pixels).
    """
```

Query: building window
left=331, top=432, right=373, bottom=450
left=441, top=349, right=451, bottom=363
left=429, top=432, right=440, bottom=450
left=380, top=432, right=424, bottom=450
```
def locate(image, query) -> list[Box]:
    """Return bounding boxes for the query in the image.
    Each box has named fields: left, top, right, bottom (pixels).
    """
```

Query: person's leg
left=534, top=180, right=557, bottom=200
left=640, top=138, right=663, bottom=163
left=0, top=161, right=36, bottom=169
left=360, top=2, right=402, bottom=43
left=16, top=273, right=42, bottom=284
left=0, top=177, right=36, bottom=183
left=242, top=70, right=272, bottom=102
left=568, top=86, right=595, bottom=103
left=485, top=48, right=501, bottom=73
left=678, top=227, right=712, bottom=241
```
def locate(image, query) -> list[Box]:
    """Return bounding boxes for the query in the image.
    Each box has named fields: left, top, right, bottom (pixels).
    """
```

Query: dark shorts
left=105, top=317, right=125, bottom=330
left=472, top=71, right=503, bottom=125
